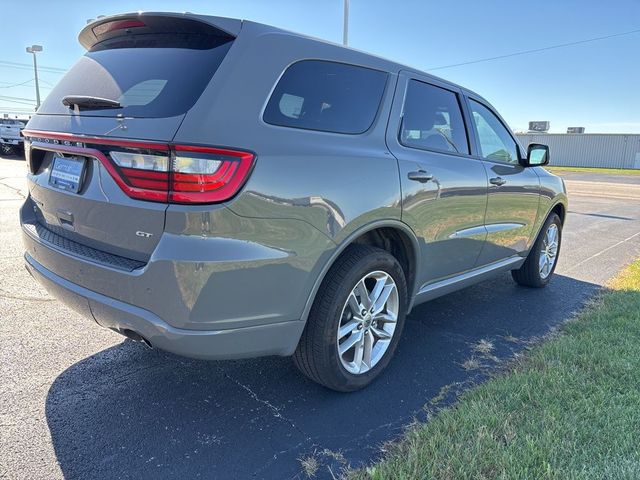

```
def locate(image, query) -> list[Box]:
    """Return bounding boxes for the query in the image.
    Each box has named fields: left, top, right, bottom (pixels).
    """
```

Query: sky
left=1, top=0, right=639, bottom=133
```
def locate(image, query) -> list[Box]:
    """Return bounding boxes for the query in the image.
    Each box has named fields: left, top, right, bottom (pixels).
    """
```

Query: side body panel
left=172, top=24, right=404, bottom=325
left=463, top=93, right=542, bottom=264
left=533, top=166, right=569, bottom=229
left=176, top=24, right=403, bottom=245
left=385, top=73, right=488, bottom=288
left=477, top=159, right=541, bottom=264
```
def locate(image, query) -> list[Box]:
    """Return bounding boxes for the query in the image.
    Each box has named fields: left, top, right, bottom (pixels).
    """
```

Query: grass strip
left=546, top=166, right=640, bottom=175
left=350, top=260, right=640, bottom=479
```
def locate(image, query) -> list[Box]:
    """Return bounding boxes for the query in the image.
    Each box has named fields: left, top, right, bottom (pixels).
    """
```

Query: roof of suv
left=82, top=11, right=487, bottom=102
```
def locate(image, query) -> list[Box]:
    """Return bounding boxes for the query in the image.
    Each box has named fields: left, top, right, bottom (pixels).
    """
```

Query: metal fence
left=515, top=134, right=640, bottom=169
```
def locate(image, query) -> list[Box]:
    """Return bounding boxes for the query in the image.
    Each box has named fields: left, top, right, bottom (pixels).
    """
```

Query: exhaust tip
left=113, top=328, right=152, bottom=348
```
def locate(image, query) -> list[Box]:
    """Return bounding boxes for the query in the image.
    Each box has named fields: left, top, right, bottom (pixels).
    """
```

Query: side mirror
left=526, top=143, right=549, bottom=166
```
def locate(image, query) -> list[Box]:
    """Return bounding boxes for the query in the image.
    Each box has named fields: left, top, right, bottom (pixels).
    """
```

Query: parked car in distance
left=1, top=118, right=26, bottom=156
left=20, top=12, right=567, bottom=391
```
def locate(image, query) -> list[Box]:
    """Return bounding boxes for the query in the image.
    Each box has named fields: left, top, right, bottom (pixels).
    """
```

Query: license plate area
left=49, top=155, right=86, bottom=193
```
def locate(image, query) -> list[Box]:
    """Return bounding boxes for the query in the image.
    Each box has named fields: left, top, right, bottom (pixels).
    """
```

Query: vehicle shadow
left=0, top=151, right=25, bottom=161
left=45, top=273, right=599, bottom=479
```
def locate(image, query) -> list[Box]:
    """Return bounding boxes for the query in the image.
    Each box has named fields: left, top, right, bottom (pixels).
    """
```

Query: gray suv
left=20, top=12, right=567, bottom=391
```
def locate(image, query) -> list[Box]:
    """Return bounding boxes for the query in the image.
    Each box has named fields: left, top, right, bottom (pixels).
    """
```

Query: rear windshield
left=263, top=60, right=388, bottom=135
left=39, top=34, right=233, bottom=118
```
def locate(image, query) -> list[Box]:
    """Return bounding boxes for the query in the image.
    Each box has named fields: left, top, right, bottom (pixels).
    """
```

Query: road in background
left=1, top=157, right=639, bottom=479
left=558, top=169, right=640, bottom=186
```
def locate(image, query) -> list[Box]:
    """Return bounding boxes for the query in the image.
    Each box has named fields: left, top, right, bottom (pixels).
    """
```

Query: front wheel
left=293, top=245, right=407, bottom=392
left=512, top=212, right=562, bottom=288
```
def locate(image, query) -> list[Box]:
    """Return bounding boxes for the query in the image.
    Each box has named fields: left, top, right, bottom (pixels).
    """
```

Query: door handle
left=407, top=170, right=434, bottom=183
left=489, top=177, right=506, bottom=187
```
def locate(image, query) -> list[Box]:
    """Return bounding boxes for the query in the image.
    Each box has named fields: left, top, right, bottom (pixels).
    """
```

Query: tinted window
left=400, top=80, right=469, bottom=154
left=39, top=34, right=233, bottom=118
left=469, top=99, right=519, bottom=164
left=263, top=60, right=387, bottom=134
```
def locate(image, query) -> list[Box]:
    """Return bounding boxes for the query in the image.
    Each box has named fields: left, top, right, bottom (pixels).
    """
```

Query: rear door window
left=263, top=60, right=388, bottom=134
left=400, top=80, right=469, bottom=155
left=38, top=34, right=233, bottom=118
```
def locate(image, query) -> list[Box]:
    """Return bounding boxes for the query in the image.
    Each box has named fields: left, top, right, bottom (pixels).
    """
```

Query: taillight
left=107, top=150, right=171, bottom=202
left=23, top=131, right=255, bottom=204
left=108, top=146, right=254, bottom=204
left=170, top=146, right=254, bottom=203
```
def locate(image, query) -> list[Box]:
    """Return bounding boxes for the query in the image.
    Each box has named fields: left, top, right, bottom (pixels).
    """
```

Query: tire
left=0, top=144, right=15, bottom=156
left=512, top=212, right=562, bottom=288
left=293, top=245, right=408, bottom=392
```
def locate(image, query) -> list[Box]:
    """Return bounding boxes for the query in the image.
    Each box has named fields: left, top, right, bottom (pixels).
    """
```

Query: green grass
left=349, top=260, right=640, bottom=480
left=546, top=166, right=640, bottom=175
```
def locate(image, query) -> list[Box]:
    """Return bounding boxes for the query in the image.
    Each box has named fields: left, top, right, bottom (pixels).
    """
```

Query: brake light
left=110, top=145, right=254, bottom=204
left=92, top=19, right=146, bottom=36
left=170, top=146, right=254, bottom=203
left=105, top=149, right=171, bottom=202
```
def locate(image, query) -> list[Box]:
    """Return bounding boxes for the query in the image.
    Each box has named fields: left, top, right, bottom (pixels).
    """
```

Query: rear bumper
left=24, top=252, right=305, bottom=359
left=20, top=192, right=334, bottom=329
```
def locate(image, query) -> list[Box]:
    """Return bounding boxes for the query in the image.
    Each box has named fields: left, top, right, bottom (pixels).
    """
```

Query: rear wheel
left=293, top=245, right=407, bottom=392
left=512, top=213, right=562, bottom=287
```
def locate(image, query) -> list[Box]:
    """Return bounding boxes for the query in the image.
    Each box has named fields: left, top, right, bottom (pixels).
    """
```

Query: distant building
left=567, top=127, right=585, bottom=134
left=516, top=133, right=640, bottom=169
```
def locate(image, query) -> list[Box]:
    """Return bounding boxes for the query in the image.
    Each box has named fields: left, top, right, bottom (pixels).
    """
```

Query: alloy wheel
left=336, top=271, right=399, bottom=375
left=539, top=223, right=559, bottom=279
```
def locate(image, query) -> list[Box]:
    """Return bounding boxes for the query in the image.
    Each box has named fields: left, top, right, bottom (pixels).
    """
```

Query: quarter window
left=263, top=60, right=388, bottom=134
left=469, top=99, right=519, bottom=164
left=400, top=80, right=469, bottom=154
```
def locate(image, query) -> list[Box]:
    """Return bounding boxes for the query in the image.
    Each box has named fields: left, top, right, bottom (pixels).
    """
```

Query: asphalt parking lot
left=1, top=155, right=640, bottom=480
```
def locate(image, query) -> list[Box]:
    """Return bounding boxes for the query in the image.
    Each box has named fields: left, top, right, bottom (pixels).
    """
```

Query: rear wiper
left=62, top=95, right=122, bottom=110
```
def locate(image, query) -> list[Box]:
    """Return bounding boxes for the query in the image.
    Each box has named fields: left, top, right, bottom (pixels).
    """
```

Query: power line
left=0, top=106, right=35, bottom=111
left=0, top=94, right=36, bottom=102
left=0, top=101, right=34, bottom=105
left=0, top=78, right=36, bottom=88
left=0, top=100, right=35, bottom=107
left=0, top=79, right=53, bottom=96
left=0, top=62, right=65, bottom=76
left=0, top=95, right=36, bottom=106
left=427, top=27, right=640, bottom=71
left=0, top=59, right=66, bottom=72
left=0, top=64, right=64, bottom=76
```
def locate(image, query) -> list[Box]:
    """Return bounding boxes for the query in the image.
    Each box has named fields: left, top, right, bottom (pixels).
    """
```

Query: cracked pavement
left=1, top=154, right=640, bottom=479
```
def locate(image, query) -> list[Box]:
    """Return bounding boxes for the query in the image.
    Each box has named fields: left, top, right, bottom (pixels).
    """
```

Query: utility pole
left=343, top=0, right=349, bottom=46
left=26, top=45, right=43, bottom=110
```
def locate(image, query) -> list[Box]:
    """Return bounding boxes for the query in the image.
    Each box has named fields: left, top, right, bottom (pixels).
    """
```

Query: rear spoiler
left=79, top=12, right=242, bottom=50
